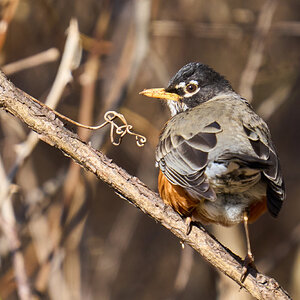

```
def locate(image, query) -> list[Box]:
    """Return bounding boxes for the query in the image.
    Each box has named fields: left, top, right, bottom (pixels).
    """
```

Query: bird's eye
left=186, top=83, right=198, bottom=93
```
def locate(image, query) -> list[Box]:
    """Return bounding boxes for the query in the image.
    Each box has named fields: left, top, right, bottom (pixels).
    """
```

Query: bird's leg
left=241, top=211, right=254, bottom=282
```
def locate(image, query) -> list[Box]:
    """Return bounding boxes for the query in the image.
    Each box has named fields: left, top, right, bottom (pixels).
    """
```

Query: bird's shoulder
left=158, top=92, right=266, bottom=149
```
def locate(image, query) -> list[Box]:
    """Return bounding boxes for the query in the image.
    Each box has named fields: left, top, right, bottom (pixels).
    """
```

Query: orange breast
left=158, top=171, right=217, bottom=224
left=248, top=197, right=267, bottom=224
left=158, top=170, right=199, bottom=217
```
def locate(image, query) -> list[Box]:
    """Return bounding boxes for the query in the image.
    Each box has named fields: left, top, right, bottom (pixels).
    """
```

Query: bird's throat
left=167, top=100, right=189, bottom=116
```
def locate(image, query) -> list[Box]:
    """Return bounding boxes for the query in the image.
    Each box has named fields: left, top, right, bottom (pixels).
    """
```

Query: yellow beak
left=139, top=88, right=181, bottom=102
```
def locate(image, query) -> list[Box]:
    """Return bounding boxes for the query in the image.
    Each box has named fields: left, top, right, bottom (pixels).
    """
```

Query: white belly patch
left=193, top=161, right=267, bottom=225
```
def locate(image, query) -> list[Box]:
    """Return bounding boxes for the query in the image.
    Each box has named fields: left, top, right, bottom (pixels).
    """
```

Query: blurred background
left=0, top=0, right=299, bottom=299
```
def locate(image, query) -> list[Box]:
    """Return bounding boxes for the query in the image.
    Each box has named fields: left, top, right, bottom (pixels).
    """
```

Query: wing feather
left=156, top=121, right=221, bottom=201
left=243, top=123, right=285, bottom=217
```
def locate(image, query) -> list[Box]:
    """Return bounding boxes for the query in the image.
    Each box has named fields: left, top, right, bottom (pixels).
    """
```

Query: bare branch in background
left=273, top=21, right=300, bottom=36
left=10, top=18, right=81, bottom=178
left=86, top=142, right=155, bottom=299
left=150, top=21, right=300, bottom=39
left=0, top=70, right=291, bottom=300
left=172, top=246, right=194, bottom=299
left=0, top=18, right=81, bottom=299
left=1, top=48, right=60, bottom=75
left=238, top=0, right=279, bottom=101
left=89, top=205, right=140, bottom=300
left=151, top=20, right=243, bottom=39
left=0, top=157, right=32, bottom=300
left=257, top=85, right=293, bottom=120
left=61, top=6, right=114, bottom=298
left=91, top=0, right=151, bottom=148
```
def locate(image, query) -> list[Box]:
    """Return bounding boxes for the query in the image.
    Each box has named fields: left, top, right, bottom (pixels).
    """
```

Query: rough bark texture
left=0, top=71, right=291, bottom=300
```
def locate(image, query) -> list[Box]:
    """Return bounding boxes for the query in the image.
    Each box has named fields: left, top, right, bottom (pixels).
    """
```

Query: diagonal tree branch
left=0, top=71, right=291, bottom=300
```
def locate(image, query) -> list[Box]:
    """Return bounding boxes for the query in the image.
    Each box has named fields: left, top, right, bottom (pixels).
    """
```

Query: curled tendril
left=26, top=94, right=146, bottom=147
left=126, top=126, right=147, bottom=147
left=94, top=111, right=147, bottom=147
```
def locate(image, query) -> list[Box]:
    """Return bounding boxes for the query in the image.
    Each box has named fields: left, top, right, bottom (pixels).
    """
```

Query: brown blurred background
left=0, top=0, right=299, bottom=299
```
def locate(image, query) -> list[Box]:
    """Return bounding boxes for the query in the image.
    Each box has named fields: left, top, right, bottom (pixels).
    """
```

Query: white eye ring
left=184, top=80, right=200, bottom=97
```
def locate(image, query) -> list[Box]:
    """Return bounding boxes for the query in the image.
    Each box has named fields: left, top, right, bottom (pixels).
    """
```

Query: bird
left=140, top=62, right=285, bottom=280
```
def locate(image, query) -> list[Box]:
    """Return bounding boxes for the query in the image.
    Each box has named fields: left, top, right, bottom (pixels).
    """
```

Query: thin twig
left=90, top=205, right=139, bottom=300
left=0, top=157, right=32, bottom=300
left=0, top=71, right=291, bottom=300
left=1, top=48, right=60, bottom=75
left=272, top=21, right=300, bottom=36
left=151, top=20, right=243, bottom=39
left=173, top=246, right=194, bottom=298
left=257, top=84, right=293, bottom=120
left=238, top=0, right=279, bottom=101
left=150, top=20, right=300, bottom=38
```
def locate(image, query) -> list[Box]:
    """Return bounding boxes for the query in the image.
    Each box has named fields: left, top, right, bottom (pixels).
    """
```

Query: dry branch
left=0, top=158, right=32, bottom=300
left=0, top=71, right=291, bottom=300
left=1, top=48, right=60, bottom=75
left=238, top=0, right=279, bottom=101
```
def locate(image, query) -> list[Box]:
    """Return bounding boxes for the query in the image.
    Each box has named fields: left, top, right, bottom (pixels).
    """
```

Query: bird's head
left=140, top=62, right=234, bottom=116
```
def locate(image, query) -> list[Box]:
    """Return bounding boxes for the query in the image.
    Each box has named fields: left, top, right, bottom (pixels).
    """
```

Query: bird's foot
left=240, top=252, right=255, bottom=282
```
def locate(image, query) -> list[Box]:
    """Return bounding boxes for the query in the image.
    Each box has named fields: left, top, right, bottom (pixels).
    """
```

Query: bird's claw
left=185, top=217, right=192, bottom=235
left=240, top=253, right=254, bottom=282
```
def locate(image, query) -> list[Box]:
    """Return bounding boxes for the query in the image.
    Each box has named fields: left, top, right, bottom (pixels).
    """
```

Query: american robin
left=140, top=62, right=285, bottom=279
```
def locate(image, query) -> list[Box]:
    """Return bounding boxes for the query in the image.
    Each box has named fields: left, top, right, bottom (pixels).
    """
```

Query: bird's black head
left=165, top=62, right=234, bottom=115
left=140, top=62, right=235, bottom=116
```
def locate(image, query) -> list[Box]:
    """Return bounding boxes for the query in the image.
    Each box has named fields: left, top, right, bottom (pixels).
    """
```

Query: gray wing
left=156, top=121, right=222, bottom=201
left=242, top=122, right=285, bottom=217
left=156, top=115, right=285, bottom=217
